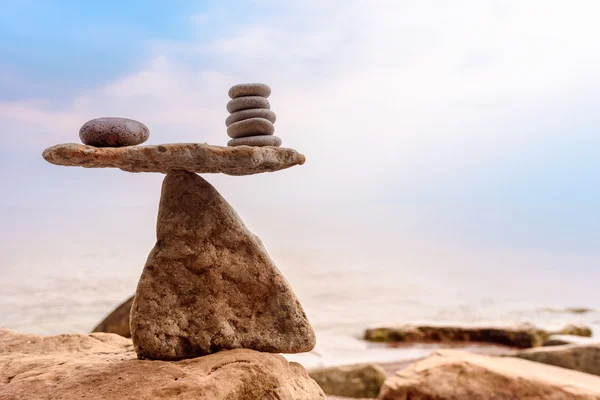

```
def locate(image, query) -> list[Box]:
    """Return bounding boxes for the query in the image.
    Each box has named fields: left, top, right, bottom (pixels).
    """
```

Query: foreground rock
left=42, top=143, right=305, bottom=175
left=131, top=171, right=316, bottom=360
left=0, top=329, right=324, bottom=400
left=510, top=343, right=600, bottom=376
left=309, top=363, right=386, bottom=398
left=364, top=323, right=592, bottom=348
left=379, top=350, right=600, bottom=400
left=92, top=295, right=134, bottom=337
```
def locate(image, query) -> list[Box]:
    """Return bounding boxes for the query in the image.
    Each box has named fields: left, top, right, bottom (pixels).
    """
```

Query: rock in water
left=0, top=329, right=325, bottom=400
left=79, top=117, right=149, bottom=147
left=92, top=295, right=134, bottom=338
left=131, top=171, right=316, bottom=360
left=228, top=136, right=282, bottom=147
left=228, top=83, right=271, bottom=99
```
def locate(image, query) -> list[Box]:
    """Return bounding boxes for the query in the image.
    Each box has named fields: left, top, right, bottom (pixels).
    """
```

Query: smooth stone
left=228, top=83, right=271, bottom=99
left=227, top=96, right=270, bottom=113
left=79, top=117, right=149, bottom=147
left=92, top=295, right=134, bottom=338
left=226, top=109, right=276, bottom=127
left=0, top=329, right=325, bottom=400
left=228, top=136, right=282, bottom=147
left=42, top=143, right=305, bottom=176
left=509, top=343, right=600, bottom=376
left=379, top=350, right=600, bottom=400
left=309, top=363, right=386, bottom=398
left=227, top=117, right=275, bottom=138
left=130, top=171, right=316, bottom=360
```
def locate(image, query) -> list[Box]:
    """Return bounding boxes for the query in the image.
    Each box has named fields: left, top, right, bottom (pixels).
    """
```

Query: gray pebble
left=228, top=136, right=282, bottom=147
left=228, top=83, right=271, bottom=99
left=226, top=109, right=276, bottom=127
left=227, top=96, right=270, bottom=113
left=227, top=118, right=275, bottom=138
left=79, top=117, right=149, bottom=147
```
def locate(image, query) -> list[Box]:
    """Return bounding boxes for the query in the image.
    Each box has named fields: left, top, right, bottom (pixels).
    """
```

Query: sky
left=1, top=0, right=600, bottom=297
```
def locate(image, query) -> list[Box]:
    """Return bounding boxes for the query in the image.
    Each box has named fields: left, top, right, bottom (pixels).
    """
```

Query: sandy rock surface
left=379, top=349, right=600, bottom=400
left=42, top=143, right=304, bottom=175
left=0, top=329, right=325, bottom=400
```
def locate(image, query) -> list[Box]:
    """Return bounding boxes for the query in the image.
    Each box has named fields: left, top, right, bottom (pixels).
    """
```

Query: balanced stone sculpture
left=42, top=115, right=315, bottom=361
left=226, top=83, right=282, bottom=147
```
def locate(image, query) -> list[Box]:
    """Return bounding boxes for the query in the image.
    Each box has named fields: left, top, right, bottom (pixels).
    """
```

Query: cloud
left=2, top=0, right=600, bottom=208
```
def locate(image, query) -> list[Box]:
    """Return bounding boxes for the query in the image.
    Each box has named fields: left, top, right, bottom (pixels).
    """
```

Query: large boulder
left=0, top=329, right=325, bottom=400
left=364, top=323, right=592, bottom=348
left=510, top=343, right=600, bottom=376
left=309, top=363, right=386, bottom=398
left=379, top=350, right=600, bottom=400
left=92, top=295, right=134, bottom=337
left=131, top=171, right=316, bottom=360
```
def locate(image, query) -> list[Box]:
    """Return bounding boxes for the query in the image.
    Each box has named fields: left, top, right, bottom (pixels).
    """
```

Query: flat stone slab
left=42, top=143, right=305, bottom=176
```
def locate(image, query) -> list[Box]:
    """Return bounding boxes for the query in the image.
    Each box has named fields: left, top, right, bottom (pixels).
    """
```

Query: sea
left=2, top=204, right=599, bottom=369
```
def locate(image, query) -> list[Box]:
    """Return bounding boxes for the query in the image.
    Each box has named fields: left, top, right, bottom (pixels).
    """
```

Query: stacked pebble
left=226, top=83, right=281, bottom=147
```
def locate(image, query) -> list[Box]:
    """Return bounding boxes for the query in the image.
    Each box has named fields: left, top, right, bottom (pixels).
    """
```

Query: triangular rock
left=131, top=171, right=316, bottom=360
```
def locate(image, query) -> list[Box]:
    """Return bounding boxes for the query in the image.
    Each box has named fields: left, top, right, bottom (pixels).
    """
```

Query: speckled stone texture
left=42, top=143, right=304, bottom=175
left=228, top=83, right=271, bottom=99
left=227, top=117, right=275, bottom=138
left=228, top=136, right=282, bottom=147
left=79, top=117, right=149, bottom=147
left=130, top=171, right=316, bottom=360
left=0, top=329, right=325, bottom=400
left=226, top=109, right=277, bottom=126
left=227, top=96, right=270, bottom=113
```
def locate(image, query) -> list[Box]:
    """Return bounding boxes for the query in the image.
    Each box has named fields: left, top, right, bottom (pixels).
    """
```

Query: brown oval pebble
left=228, top=136, right=282, bottom=147
left=227, top=118, right=275, bottom=138
left=226, top=109, right=276, bottom=127
left=228, top=83, right=271, bottom=99
left=227, top=96, right=270, bottom=113
left=79, top=117, right=149, bottom=147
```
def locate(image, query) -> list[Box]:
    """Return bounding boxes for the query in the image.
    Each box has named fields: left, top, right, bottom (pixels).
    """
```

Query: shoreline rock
left=364, top=323, right=592, bottom=348
left=42, top=143, right=305, bottom=175
left=0, top=329, right=325, bottom=400
left=379, top=349, right=600, bottom=400
left=509, top=343, right=600, bottom=376
left=92, top=295, right=134, bottom=338
left=309, top=363, right=386, bottom=399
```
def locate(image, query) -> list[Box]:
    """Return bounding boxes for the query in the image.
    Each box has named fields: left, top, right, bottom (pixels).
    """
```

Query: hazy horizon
left=2, top=1, right=600, bottom=344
